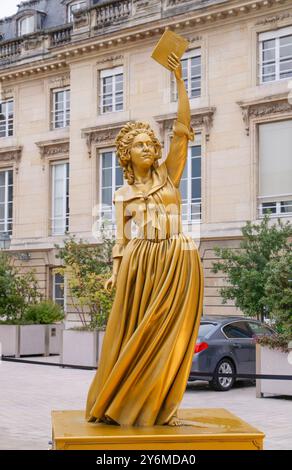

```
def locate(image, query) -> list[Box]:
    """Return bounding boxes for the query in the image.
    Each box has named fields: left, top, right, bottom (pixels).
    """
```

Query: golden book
left=151, top=30, right=189, bottom=70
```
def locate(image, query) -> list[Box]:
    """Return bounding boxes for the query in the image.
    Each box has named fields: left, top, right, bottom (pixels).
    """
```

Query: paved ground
left=0, top=358, right=291, bottom=450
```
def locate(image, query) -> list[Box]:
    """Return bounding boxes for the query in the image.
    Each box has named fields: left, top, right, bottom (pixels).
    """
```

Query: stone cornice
left=81, top=121, right=128, bottom=157
left=0, top=145, right=22, bottom=173
left=237, top=92, right=292, bottom=135
left=155, top=106, right=216, bottom=140
left=0, top=0, right=291, bottom=81
left=35, top=138, right=69, bottom=169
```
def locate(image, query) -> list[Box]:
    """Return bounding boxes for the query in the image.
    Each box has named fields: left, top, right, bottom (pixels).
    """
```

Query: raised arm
left=165, top=52, right=194, bottom=187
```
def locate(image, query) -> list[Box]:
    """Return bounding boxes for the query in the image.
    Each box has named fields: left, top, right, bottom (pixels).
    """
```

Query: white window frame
left=52, top=271, right=66, bottom=312
left=68, top=1, right=87, bottom=22
left=257, top=119, right=292, bottom=218
left=258, top=197, right=292, bottom=218
left=99, top=149, right=123, bottom=224
left=51, top=88, right=70, bottom=129
left=259, top=26, right=292, bottom=84
left=100, top=66, right=124, bottom=114
left=51, top=162, right=69, bottom=236
left=0, top=169, right=13, bottom=235
left=180, top=134, right=202, bottom=224
left=172, top=48, right=201, bottom=101
left=0, top=100, right=14, bottom=138
left=18, top=15, right=35, bottom=36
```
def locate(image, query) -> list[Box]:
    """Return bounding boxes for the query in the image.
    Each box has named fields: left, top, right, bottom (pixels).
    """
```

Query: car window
left=248, top=322, right=274, bottom=336
left=199, top=323, right=217, bottom=338
left=223, top=321, right=252, bottom=339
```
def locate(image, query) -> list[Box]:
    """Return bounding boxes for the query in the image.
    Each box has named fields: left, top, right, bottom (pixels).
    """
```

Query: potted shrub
left=0, top=252, right=42, bottom=357
left=255, top=249, right=292, bottom=397
left=0, top=253, right=64, bottom=357
left=56, top=232, right=115, bottom=367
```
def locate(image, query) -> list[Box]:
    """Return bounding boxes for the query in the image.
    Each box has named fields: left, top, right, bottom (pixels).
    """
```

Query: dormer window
left=68, top=1, right=87, bottom=22
left=18, top=15, right=35, bottom=36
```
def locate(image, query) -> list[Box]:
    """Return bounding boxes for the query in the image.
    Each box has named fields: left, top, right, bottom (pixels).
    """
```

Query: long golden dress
left=86, top=121, right=204, bottom=426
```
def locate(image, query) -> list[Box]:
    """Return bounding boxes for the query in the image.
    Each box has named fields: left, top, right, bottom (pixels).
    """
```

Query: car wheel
left=209, top=358, right=235, bottom=391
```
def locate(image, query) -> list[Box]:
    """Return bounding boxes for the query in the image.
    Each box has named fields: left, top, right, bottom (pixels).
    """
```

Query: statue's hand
left=167, top=52, right=183, bottom=81
left=104, top=274, right=117, bottom=292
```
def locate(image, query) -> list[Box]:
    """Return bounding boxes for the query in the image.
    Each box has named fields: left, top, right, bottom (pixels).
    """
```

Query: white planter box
left=256, top=344, right=292, bottom=397
left=0, top=324, right=64, bottom=357
left=0, top=325, right=18, bottom=356
left=45, top=324, right=64, bottom=355
left=61, top=330, right=105, bottom=368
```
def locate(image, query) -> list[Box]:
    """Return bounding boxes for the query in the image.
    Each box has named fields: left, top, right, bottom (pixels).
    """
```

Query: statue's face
left=130, top=133, right=155, bottom=169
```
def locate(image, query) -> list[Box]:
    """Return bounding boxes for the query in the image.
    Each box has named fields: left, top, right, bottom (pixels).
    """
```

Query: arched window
left=18, top=15, right=35, bottom=36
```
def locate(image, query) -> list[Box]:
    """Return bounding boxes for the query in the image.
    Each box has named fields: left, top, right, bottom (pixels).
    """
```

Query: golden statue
left=85, top=47, right=204, bottom=427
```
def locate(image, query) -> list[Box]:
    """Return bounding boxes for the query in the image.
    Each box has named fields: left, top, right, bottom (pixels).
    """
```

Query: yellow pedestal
left=51, top=408, right=264, bottom=450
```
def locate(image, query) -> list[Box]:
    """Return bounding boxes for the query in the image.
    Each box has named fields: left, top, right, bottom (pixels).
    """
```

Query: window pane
left=102, top=152, right=112, bottom=168
left=262, top=39, right=275, bottom=50
left=192, top=178, right=201, bottom=199
left=116, top=166, right=123, bottom=187
left=191, top=146, right=201, bottom=158
left=8, top=171, right=13, bottom=186
left=262, top=64, right=276, bottom=75
left=0, top=173, right=5, bottom=187
left=280, top=35, right=292, bottom=47
left=248, top=322, right=274, bottom=336
left=280, top=44, right=292, bottom=58
left=262, top=202, right=277, bottom=214
left=280, top=59, right=292, bottom=71
left=102, top=187, right=112, bottom=206
left=223, top=322, right=252, bottom=338
left=263, top=49, right=275, bottom=62
left=259, top=120, right=292, bottom=197
left=102, top=168, right=112, bottom=187
left=180, top=179, right=188, bottom=200
left=192, top=158, right=201, bottom=178
left=281, top=200, right=292, bottom=213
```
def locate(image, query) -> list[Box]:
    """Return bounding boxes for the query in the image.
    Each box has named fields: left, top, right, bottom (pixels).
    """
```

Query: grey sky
left=0, top=0, right=20, bottom=19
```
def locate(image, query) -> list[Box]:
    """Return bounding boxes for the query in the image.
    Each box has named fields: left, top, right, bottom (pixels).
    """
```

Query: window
left=0, top=100, right=14, bottom=138
left=53, top=272, right=65, bottom=310
left=100, top=67, right=123, bottom=114
left=223, top=322, right=252, bottom=339
left=198, top=323, right=217, bottom=338
left=179, top=135, right=202, bottom=223
left=258, top=120, right=292, bottom=217
left=259, top=27, right=292, bottom=83
left=68, top=1, right=87, bottom=22
left=248, top=322, right=274, bottom=337
left=18, top=15, right=35, bottom=36
left=172, top=49, right=201, bottom=101
left=52, top=162, right=69, bottom=235
left=100, top=151, right=123, bottom=223
left=52, top=89, right=70, bottom=129
left=0, top=169, right=13, bottom=235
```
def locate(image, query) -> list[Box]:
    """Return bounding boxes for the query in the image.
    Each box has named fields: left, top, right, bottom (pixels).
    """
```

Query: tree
left=55, top=230, right=115, bottom=330
left=264, top=249, right=292, bottom=338
left=0, top=252, right=41, bottom=323
left=212, top=215, right=292, bottom=321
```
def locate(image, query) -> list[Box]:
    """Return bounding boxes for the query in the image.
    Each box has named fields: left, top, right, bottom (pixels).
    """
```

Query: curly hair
left=115, top=121, right=162, bottom=185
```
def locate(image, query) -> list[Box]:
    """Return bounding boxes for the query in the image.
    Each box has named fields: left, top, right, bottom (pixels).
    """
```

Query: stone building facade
left=0, top=0, right=292, bottom=324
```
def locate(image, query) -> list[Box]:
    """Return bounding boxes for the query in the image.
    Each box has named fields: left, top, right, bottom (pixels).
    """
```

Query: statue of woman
left=86, top=52, right=204, bottom=427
